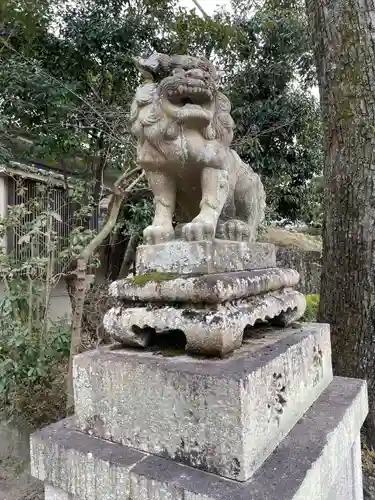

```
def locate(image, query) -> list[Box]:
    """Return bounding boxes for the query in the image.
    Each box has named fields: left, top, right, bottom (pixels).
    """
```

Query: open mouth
left=181, top=97, right=194, bottom=105
left=166, top=85, right=213, bottom=107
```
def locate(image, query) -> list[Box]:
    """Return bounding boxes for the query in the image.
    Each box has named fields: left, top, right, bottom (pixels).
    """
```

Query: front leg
left=183, top=167, right=229, bottom=241
left=143, top=171, right=176, bottom=244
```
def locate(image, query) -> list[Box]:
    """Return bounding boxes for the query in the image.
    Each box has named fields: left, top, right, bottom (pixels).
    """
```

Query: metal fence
left=7, top=175, right=99, bottom=274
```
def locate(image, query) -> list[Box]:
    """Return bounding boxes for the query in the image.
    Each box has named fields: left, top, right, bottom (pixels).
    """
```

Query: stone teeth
left=178, top=85, right=184, bottom=94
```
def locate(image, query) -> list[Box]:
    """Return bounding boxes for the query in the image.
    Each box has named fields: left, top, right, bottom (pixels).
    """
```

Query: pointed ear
left=133, top=57, right=154, bottom=81
left=132, top=56, right=142, bottom=69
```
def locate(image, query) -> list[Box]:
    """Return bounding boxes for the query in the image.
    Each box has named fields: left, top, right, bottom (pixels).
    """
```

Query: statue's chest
left=138, top=133, right=223, bottom=173
left=169, top=133, right=219, bottom=168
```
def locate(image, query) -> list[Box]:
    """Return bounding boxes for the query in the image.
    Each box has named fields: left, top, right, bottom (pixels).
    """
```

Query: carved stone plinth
left=136, top=240, right=276, bottom=275
left=104, top=268, right=306, bottom=356
left=110, top=267, right=300, bottom=304
left=104, top=289, right=305, bottom=356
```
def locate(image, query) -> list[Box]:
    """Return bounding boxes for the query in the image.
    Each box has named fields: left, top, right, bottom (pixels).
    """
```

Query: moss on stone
left=129, top=272, right=179, bottom=286
left=158, top=348, right=186, bottom=357
left=302, top=294, right=320, bottom=322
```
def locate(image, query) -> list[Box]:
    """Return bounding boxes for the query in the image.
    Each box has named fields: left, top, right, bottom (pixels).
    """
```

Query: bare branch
left=192, top=0, right=210, bottom=18
left=66, top=168, right=145, bottom=410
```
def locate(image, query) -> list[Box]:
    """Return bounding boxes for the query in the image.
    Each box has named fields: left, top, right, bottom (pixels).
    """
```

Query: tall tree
left=306, top=0, right=375, bottom=444
left=225, top=0, right=322, bottom=221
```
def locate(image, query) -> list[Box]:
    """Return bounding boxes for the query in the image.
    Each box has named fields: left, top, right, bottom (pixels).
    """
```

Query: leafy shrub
left=0, top=177, right=96, bottom=427
left=302, top=293, right=320, bottom=322
left=0, top=278, right=70, bottom=428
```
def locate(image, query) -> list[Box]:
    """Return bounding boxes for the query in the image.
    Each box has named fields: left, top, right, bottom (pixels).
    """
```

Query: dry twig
left=66, top=167, right=144, bottom=410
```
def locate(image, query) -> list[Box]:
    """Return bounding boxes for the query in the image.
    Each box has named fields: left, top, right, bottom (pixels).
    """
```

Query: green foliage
left=225, top=0, right=322, bottom=221
left=0, top=178, right=99, bottom=275
left=0, top=177, right=98, bottom=426
left=302, top=175, right=323, bottom=226
left=0, top=278, right=70, bottom=427
left=302, top=293, right=320, bottom=322
left=119, top=197, right=153, bottom=236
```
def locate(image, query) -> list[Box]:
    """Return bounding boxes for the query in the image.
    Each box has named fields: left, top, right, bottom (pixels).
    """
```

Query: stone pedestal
left=73, top=325, right=332, bottom=481
left=136, top=239, right=276, bottom=275
left=30, top=239, right=367, bottom=499
left=30, top=324, right=368, bottom=500
left=104, top=264, right=307, bottom=356
left=40, top=417, right=366, bottom=500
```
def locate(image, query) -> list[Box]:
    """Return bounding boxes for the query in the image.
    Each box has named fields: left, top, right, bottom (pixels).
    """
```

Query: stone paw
left=221, top=219, right=252, bottom=242
left=182, top=220, right=216, bottom=241
left=143, top=225, right=175, bottom=245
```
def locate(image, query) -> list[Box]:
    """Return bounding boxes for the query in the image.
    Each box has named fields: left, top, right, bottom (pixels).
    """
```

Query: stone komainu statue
left=130, top=53, right=266, bottom=245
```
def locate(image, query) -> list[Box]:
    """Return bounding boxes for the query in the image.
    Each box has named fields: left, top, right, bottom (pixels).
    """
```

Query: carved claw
left=222, top=220, right=251, bottom=242
left=182, top=221, right=216, bottom=241
left=143, top=225, right=175, bottom=245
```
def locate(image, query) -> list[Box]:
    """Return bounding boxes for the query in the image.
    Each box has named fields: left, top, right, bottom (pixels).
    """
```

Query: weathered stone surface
left=31, top=377, right=368, bottom=499
left=73, top=324, right=332, bottom=481
left=45, top=485, right=72, bottom=500
left=111, top=326, right=152, bottom=348
left=131, top=54, right=265, bottom=245
left=110, top=268, right=300, bottom=304
left=103, top=288, right=306, bottom=356
left=327, top=436, right=364, bottom=500
left=135, top=240, right=276, bottom=275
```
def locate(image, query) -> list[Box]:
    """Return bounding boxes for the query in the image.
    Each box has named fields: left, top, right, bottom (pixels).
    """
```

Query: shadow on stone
left=148, top=329, right=187, bottom=354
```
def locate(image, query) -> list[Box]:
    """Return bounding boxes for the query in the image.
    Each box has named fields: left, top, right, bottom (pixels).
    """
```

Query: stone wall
left=276, top=247, right=321, bottom=294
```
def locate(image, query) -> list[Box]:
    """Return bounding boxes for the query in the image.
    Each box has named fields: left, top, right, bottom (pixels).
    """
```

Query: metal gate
left=7, top=176, right=98, bottom=275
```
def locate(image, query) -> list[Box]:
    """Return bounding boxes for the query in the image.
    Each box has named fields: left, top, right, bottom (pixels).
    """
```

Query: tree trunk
left=306, top=0, right=375, bottom=446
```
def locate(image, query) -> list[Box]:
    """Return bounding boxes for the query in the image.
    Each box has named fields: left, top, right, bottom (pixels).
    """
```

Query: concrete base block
left=327, top=436, right=364, bottom=500
left=45, top=485, right=72, bottom=500
left=73, top=324, right=332, bottom=481
left=31, top=377, right=368, bottom=500
left=136, top=239, right=276, bottom=275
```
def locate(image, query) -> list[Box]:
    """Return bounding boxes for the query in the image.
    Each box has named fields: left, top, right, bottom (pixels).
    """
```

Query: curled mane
left=202, top=92, right=234, bottom=147
left=130, top=84, right=235, bottom=153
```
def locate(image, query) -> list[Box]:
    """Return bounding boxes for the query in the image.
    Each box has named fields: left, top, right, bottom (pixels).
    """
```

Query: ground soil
left=0, top=460, right=43, bottom=500
left=260, top=227, right=322, bottom=251
left=363, top=447, right=375, bottom=499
